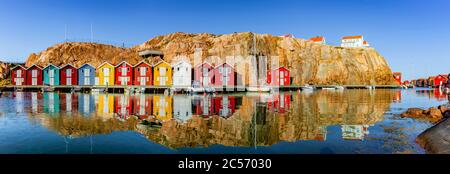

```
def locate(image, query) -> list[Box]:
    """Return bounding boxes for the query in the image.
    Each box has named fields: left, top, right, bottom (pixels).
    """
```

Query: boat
left=204, top=87, right=216, bottom=93
left=41, top=86, right=54, bottom=92
left=187, top=87, right=204, bottom=94
left=300, top=85, right=314, bottom=91
left=444, top=87, right=450, bottom=94
left=335, top=86, right=345, bottom=90
left=135, top=87, right=145, bottom=93
left=246, top=86, right=271, bottom=92
left=92, top=88, right=106, bottom=93
left=322, top=87, right=336, bottom=90
left=366, top=86, right=375, bottom=90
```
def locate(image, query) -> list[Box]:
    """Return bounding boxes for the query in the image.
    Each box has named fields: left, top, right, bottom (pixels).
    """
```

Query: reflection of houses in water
left=78, top=93, right=95, bottom=116
left=416, top=89, right=448, bottom=101
left=31, top=92, right=42, bottom=113
left=393, top=90, right=402, bottom=102
left=267, top=93, right=291, bottom=113
left=60, top=93, right=78, bottom=114
left=173, top=95, right=192, bottom=123
left=133, top=95, right=152, bottom=120
left=43, top=92, right=60, bottom=114
left=341, top=125, right=370, bottom=140
left=213, top=96, right=236, bottom=118
left=434, top=88, right=448, bottom=100
left=115, top=95, right=133, bottom=120
left=97, top=94, right=114, bottom=119
left=193, top=95, right=214, bottom=117
left=14, top=92, right=25, bottom=113
left=153, top=96, right=172, bottom=122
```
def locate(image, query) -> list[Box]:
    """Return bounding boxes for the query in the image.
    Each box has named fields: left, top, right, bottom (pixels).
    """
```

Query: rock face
left=25, top=42, right=142, bottom=68
left=0, top=61, right=22, bottom=85
left=416, top=117, right=450, bottom=154
left=24, top=32, right=397, bottom=85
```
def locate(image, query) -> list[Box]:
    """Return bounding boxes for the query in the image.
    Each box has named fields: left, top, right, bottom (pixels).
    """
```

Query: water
left=0, top=88, right=447, bottom=154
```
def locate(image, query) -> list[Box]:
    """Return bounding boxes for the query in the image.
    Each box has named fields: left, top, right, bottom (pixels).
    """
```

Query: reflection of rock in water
left=27, top=90, right=395, bottom=149
left=136, top=90, right=394, bottom=149
left=32, top=113, right=138, bottom=138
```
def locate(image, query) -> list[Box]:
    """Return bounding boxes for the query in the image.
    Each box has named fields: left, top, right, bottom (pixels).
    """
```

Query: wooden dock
left=0, top=85, right=404, bottom=93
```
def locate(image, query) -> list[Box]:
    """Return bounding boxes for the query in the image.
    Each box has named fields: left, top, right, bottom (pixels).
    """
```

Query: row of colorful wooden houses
left=407, top=74, right=449, bottom=88
left=11, top=60, right=291, bottom=87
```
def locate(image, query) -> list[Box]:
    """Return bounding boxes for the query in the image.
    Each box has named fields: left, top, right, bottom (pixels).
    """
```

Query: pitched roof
left=78, top=63, right=95, bottom=68
left=26, top=64, right=43, bottom=70
left=271, top=66, right=289, bottom=71
left=171, top=60, right=192, bottom=67
left=214, top=62, right=233, bottom=69
left=59, top=64, right=76, bottom=69
left=196, top=62, right=213, bottom=68
left=309, top=36, right=324, bottom=42
left=97, top=62, right=114, bottom=68
left=153, top=60, right=171, bottom=67
left=43, top=64, right=60, bottom=69
left=133, top=60, right=152, bottom=67
left=114, top=61, right=132, bottom=67
left=11, top=65, right=26, bottom=70
left=342, top=35, right=363, bottom=40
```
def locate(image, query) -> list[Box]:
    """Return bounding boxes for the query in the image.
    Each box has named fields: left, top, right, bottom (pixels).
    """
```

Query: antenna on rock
left=90, top=23, right=93, bottom=43
left=64, top=24, right=67, bottom=42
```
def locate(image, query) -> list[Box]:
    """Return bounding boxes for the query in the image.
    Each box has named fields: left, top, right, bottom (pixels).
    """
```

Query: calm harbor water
left=0, top=88, right=447, bottom=154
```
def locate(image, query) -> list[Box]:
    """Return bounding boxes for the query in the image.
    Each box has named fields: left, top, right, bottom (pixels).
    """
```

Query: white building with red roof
left=309, top=36, right=326, bottom=45
left=341, top=35, right=370, bottom=48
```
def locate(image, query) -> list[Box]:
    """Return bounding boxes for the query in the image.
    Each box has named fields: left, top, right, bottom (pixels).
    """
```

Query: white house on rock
left=341, top=35, right=370, bottom=48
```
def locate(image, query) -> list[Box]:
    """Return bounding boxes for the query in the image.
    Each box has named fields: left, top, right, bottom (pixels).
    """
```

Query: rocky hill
left=23, top=32, right=397, bottom=85
left=25, top=42, right=142, bottom=67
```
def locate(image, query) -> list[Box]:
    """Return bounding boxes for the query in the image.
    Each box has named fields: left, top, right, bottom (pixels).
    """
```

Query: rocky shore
left=400, top=105, right=448, bottom=123
left=401, top=104, right=450, bottom=153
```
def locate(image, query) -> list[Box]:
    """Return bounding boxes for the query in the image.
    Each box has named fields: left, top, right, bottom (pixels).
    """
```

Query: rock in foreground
left=416, top=112, right=450, bottom=154
left=400, top=106, right=446, bottom=123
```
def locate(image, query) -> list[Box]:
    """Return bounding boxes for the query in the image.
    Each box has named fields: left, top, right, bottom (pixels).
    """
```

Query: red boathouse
left=434, top=74, right=448, bottom=87
left=115, top=61, right=133, bottom=86
left=26, top=64, right=43, bottom=86
left=194, top=62, right=214, bottom=87
left=393, top=72, right=402, bottom=85
left=11, top=65, right=27, bottom=86
left=212, top=63, right=235, bottom=87
left=267, top=67, right=291, bottom=86
left=133, top=61, right=152, bottom=86
left=60, top=64, right=78, bottom=85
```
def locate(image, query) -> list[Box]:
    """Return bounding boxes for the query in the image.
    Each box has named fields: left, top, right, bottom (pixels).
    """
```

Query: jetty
left=0, top=85, right=404, bottom=94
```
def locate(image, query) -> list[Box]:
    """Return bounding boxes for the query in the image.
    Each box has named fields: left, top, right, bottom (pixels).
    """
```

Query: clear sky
left=0, top=0, right=449, bottom=80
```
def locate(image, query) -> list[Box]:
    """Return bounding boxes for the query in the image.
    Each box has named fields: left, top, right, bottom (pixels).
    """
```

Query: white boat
left=204, top=87, right=216, bottom=93
left=92, top=88, right=106, bottom=93
left=301, top=85, right=314, bottom=91
left=246, top=86, right=271, bottom=92
left=366, top=86, right=375, bottom=90
left=444, top=87, right=450, bottom=94
left=335, top=86, right=345, bottom=90
left=322, top=87, right=336, bottom=90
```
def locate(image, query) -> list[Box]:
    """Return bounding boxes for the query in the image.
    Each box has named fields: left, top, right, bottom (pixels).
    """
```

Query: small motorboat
left=301, top=85, right=314, bottom=91
left=246, top=86, right=271, bottom=92
left=335, top=86, right=345, bottom=90
left=41, top=87, right=55, bottom=92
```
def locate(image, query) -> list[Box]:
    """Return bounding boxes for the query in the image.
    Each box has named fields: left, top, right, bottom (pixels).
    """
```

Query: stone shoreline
left=401, top=104, right=450, bottom=154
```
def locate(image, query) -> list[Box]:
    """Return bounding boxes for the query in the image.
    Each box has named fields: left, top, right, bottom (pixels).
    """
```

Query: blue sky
left=0, top=0, right=449, bottom=80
